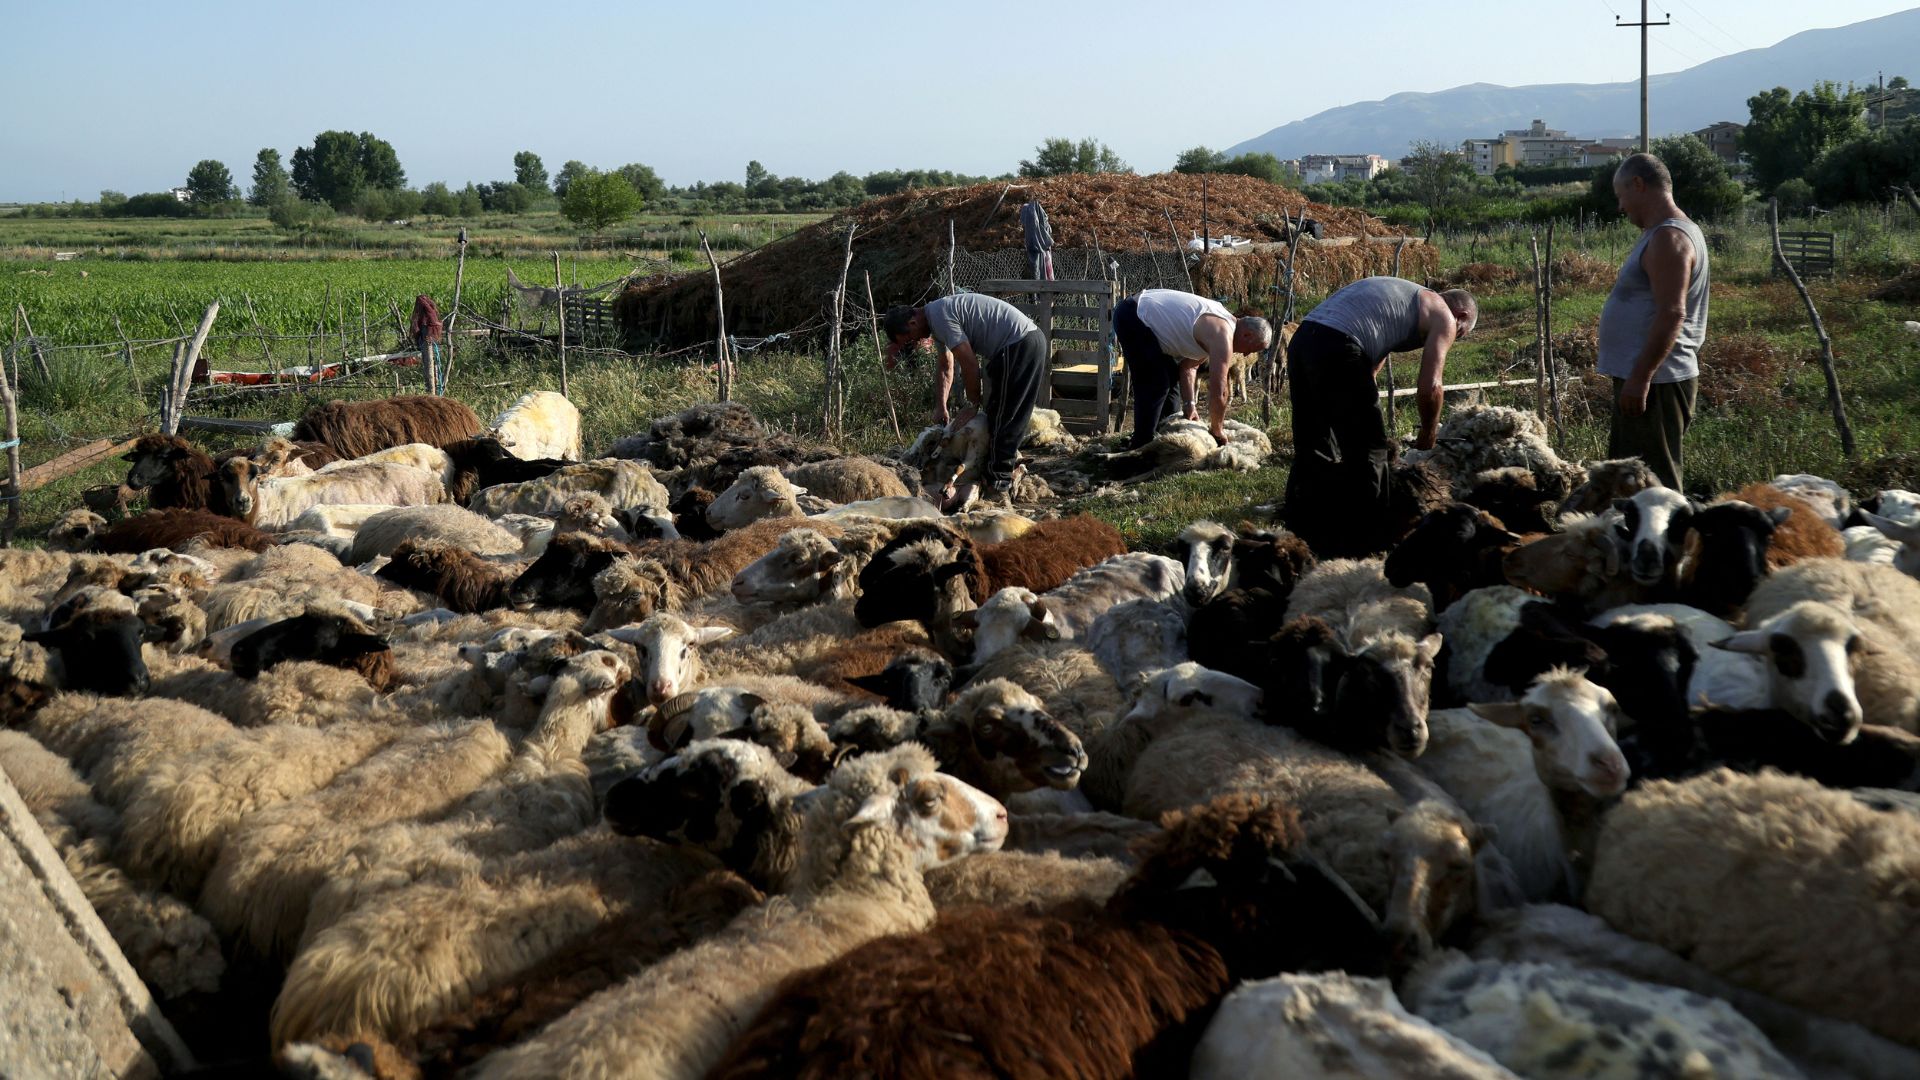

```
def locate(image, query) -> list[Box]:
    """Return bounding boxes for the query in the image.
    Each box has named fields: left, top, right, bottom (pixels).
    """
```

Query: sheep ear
left=1417, top=633, right=1442, bottom=661
left=1766, top=507, right=1792, bottom=528
left=1469, top=702, right=1529, bottom=729
left=1711, top=629, right=1770, bottom=654
left=845, top=671, right=894, bottom=696
left=1023, top=619, right=1061, bottom=642
left=1863, top=510, right=1920, bottom=545
left=524, top=674, right=553, bottom=697
left=843, top=792, right=895, bottom=830
left=601, top=626, right=646, bottom=645
left=1175, top=866, right=1220, bottom=891
left=789, top=484, right=809, bottom=497
left=692, top=626, right=734, bottom=646
left=817, top=549, right=845, bottom=569
left=950, top=609, right=979, bottom=629
left=736, top=691, right=768, bottom=712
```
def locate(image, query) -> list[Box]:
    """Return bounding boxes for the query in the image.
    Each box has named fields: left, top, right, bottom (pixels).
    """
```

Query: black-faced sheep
left=123, top=433, right=227, bottom=514
left=1586, top=768, right=1920, bottom=1048
left=229, top=609, right=397, bottom=692
left=1283, top=557, right=1440, bottom=757
left=707, top=794, right=1385, bottom=1080
left=465, top=744, right=1006, bottom=1080
left=292, top=395, right=483, bottom=459
left=1385, top=504, right=1525, bottom=613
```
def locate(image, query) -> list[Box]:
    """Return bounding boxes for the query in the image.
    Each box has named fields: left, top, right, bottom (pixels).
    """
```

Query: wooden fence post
left=113, top=316, right=142, bottom=397
left=863, top=271, right=903, bottom=443
left=1529, top=232, right=1547, bottom=421
left=243, top=295, right=277, bottom=382
left=1770, top=198, right=1856, bottom=457
left=946, top=219, right=956, bottom=296
left=1163, top=208, right=1195, bottom=293
left=824, top=223, right=856, bottom=440
left=554, top=252, right=569, bottom=398
left=14, top=305, right=51, bottom=384
left=1544, top=220, right=1561, bottom=439
left=442, top=227, right=469, bottom=395
left=0, top=340, right=18, bottom=546
left=699, top=230, right=732, bottom=401
left=165, top=302, right=219, bottom=435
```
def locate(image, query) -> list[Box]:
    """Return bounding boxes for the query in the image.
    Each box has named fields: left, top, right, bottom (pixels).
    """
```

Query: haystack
left=613, top=173, right=1433, bottom=347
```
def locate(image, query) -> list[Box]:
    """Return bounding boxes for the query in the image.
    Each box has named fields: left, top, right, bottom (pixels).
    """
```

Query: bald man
left=1114, top=288, right=1273, bottom=448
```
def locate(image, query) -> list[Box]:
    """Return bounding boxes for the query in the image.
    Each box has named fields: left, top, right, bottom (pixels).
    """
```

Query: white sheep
left=468, top=459, right=669, bottom=518
left=707, top=466, right=934, bottom=532
left=222, top=460, right=448, bottom=530
left=1085, top=596, right=1189, bottom=682
left=465, top=743, right=1006, bottom=1080
left=1191, top=973, right=1518, bottom=1080
left=1095, top=418, right=1273, bottom=483
left=1417, top=669, right=1628, bottom=902
left=1771, top=473, right=1853, bottom=528
left=489, top=390, right=582, bottom=461
left=345, top=503, right=524, bottom=563
left=1401, top=952, right=1804, bottom=1079
left=1586, top=768, right=1920, bottom=1048
left=316, top=441, right=457, bottom=489
left=1404, top=404, right=1584, bottom=500
left=963, top=553, right=1186, bottom=647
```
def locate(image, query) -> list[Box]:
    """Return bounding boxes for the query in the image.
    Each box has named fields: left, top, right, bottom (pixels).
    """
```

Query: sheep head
left=1502, top=512, right=1625, bottom=599
left=46, top=509, right=106, bottom=552
left=1125, top=663, right=1264, bottom=731
left=936, top=679, right=1086, bottom=795
left=216, top=456, right=267, bottom=522
left=26, top=593, right=149, bottom=697
left=1715, top=601, right=1866, bottom=744
left=803, top=743, right=1007, bottom=881
left=1107, top=793, right=1386, bottom=980
left=1470, top=667, right=1630, bottom=798
left=1384, top=504, right=1518, bottom=603
left=228, top=610, right=392, bottom=689
left=1614, top=487, right=1698, bottom=589
left=123, top=435, right=200, bottom=490
left=602, top=612, right=732, bottom=706
left=1380, top=798, right=1484, bottom=966
left=605, top=738, right=811, bottom=891
left=1175, top=520, right=1238, bottom=606
left=508, top=533, right=627, bottom=612
left=958, top=587, right=1058, bottom=666
left=708, top=466, right=802, bottom=531
left=731, top=528, right=845, bottom=606
left=1337, top=633, right=1441, bottom=759
left=844, top=651, right=953, bottom=713
left=1561, top=457, right=1659, bottom=516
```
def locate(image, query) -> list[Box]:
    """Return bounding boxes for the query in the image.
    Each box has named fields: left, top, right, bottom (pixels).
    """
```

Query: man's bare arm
left=1193, top=316, right=1235, bottom=439
left=934, top=347, right=956, bottom=424
left=951, top=341, right=983, bottom=411
left=1413, top=292, right=1457, bottom=450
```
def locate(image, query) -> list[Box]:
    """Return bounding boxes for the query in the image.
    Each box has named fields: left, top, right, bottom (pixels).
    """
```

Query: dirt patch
left=1430, top=262, right=1519, bottom=290
left=1842, top=451, right=1920, bottom=495
left=1870, top=265, right=1920, bottom=304
left=1698, top=332, right=1791, bottom=410
left=613, top=173, right=1423, bottom=348
left=1552, top=251, right=1615, bottom=291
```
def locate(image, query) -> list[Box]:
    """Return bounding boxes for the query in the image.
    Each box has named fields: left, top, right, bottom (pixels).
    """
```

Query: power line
left=1670, top=0, right=1750, bottom=53
left=1617, top=2, right=1673, bottom=152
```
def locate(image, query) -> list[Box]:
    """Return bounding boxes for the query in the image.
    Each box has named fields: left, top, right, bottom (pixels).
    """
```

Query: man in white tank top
left=1114, top=289, right=1274, bottom=449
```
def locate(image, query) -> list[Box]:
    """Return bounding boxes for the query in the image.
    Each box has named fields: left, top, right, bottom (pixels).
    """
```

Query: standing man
left=1598, top=152, right=1709, bottom=491
left=1113, top=287, right=1273, bottom=449
left=1281, top=276, right=1476, bottom=556
left=885, top=293, right=1048, bottom=509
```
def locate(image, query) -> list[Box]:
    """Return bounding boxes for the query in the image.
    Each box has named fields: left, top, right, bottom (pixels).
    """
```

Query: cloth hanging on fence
left=409, top=295, right=444, bottom=344
left=1021, top=201, right=1055, bottom=282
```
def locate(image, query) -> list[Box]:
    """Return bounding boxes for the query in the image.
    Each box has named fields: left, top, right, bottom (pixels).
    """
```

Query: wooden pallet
left=976, top=279, right=1119, bottom=434
left=1775, top=231, right=1835, bottom=277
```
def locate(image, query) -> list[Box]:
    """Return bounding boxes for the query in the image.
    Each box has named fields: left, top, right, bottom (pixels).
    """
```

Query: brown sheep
left=979, top=514, right=1128, bottom=597
left=378, top=541, right=520, bottom=613
left=123, top=434, right=225, bottom=513
left=1725, top=482, right=1844, bottom=569
left=708, top=794, right=1387, bottom=1080
left=292, top=395, right=483, bottom=460
left=93, top=509, right=273, bottom=555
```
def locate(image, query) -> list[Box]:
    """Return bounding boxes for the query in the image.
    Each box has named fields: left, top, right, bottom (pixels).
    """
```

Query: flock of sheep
left=4, top=384, right=1920, bottom=1079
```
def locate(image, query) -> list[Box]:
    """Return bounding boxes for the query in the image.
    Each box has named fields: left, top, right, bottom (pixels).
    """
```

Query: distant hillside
left=1226, top=8, right=1920, bottom=160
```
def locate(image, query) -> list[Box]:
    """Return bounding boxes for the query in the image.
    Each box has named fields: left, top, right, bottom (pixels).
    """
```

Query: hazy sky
left=2, top=0, right=1913, bottom=202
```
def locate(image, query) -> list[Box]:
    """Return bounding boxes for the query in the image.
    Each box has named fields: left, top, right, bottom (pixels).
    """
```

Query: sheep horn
left=655, top=691, right=701, bottom=721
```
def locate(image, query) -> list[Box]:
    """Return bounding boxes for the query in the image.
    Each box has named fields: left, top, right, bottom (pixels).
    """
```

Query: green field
left=0, top=208, right=1916, bottom=549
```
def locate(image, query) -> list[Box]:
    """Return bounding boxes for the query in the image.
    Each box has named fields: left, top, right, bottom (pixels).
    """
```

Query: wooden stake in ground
left=824, top=224, right=856, bottom=440
left=699, top=229, right=733, bottom=401
left=14, top=305, right=51, bottom=384
left=359, top=292, right=371, bottom=363
left=443, top=227, right=469, bottom=395
left=863, top=271, right=903, bottom=443
left=1770, top=198, right=1856, bottom=457
left=554, top=252, right=569, bottom=398
left=244, top=294, right=277, bottom=381
left=1544, top=221, right=1561, bottom=439
left=1385, top=238, right=1408, bottom=432
left=1163, top=207, right=1196, bottom=293
left=1530, top=232, right=1547, bottom=421
left=113, top=315, right=142, bottom=397
left=946, top=219, right=957, bottom=295
left=0, top=335, right=19, bottom=546
left=165, top=302, right=219, bottom=435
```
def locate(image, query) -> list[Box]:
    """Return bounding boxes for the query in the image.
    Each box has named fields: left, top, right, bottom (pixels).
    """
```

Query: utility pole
left=1879, top=72, right=1887, bottom=129
left=1617, top=2, right=1671, bottom=153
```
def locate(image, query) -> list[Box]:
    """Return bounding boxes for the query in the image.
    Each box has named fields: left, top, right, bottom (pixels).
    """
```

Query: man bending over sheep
left=885, top=295, right=1047, bottom=510
left=1113, top=288, right=1273, bottom=449
left=1282, top=276, right=1476, bottom=557
left=1599, top=151, right=1710, bottom=490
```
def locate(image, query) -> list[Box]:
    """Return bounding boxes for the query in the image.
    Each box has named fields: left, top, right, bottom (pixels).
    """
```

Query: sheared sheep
left=1095, top=417, right=1273, bottom=483
left=219, top=457, right=447, bottom=530
left=469, top=458, right=668, bottom=519
left=489, top=389, right=582, bottom=461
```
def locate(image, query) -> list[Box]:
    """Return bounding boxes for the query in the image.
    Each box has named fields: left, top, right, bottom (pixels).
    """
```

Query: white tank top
left=1134, top=289, right=1234, bottom=361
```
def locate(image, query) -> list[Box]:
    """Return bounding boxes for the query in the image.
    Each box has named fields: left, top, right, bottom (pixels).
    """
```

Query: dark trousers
left=1609, top=377, right=1696, bottom=491
left=1281, top=321, right=1392, bottom=557
left=981, top=330, right=1049, bottom=488
left=1115, top=298, right=1182, bottom=449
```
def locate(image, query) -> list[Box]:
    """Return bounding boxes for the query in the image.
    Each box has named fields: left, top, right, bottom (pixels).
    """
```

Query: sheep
left=489, top=389, right=582, bottom=461
left=1626, top=706, right=1920, bottom=793
left=219, top=542, right=407, bottom=615
left=1400, top=952, right=1805, bottom=1079
left=312, top=441, right=457, bottom=491
left=961, top=556, right=1184, bottom=648
left=1385, top=505, right=1527, bottom=614
left=963, top=615, right=1125, bottom=747
left=838, top=651, right=954, bottom=714
left=1586, top=768, right=1920, bottom=1047
left=198, top=718, right=518, bottom=960
left=377, top=540, right=522, bottom=614
left=1079, top=662, right=1264, bottom=811
left=604, top=737, right=817, bottom=893
left=850, top=523, right=982, bottom=650
left=123, top=433, right=226, bottom=513
left=726, top=526, right=867, bottom=609
left=1733, top=557, right=1920, bottom=736
left=706, top=794, right=1387, bottom=1080
left=46, top=508, right=107, bottom=551
left=1405, top=404, right=1584, bottom=504
left=1086, top=595, right=1189, bottom=681
left=1417, top=671, right=1629, bottom=902
left=1613, top=485, right=1694, bottom=589
left=976, top=513, right=1129, bottom=594
left=705, top=465, right=925, bottom=531
left=782, top=456, right=912, bottom=504
left=219, top=457, right=447, bottom=529
left=1094, top=417, right=1273, bottom=482
left=20, top=591, right=152, bottom=697
left=509, top=517, right=834, bottom=619
left=229, top=608, right=397, bottom=691
left=1585, top=604, right=1767, bottom=731
left=610, top=401, right=766, bottom=466
left=1458, top=466, right=1557, bottom=534
left=1501, top=509, right=1641, bottom=610
left=1721, top=481, right=1847, bottom=568
left=1284, top=557, right=1440, bottom=757
left=1559, top=456, right=1658, bottom=516
left=466, top=743, right=1007, bottom=1080
left=1671, top=499, right=1793, bottom=616
left=922, top=849, right=1130, bottom=910
left=1175, top=520, right=1316, bottom=610
left=90, top=507, right=272, bottom=554
left=345, top=503, right=522, bottom=564
left=291, top=395, right=483, bottom=459
left=1191, top=973, right=1518, bottom=1080
left=281, top=503, right=394, bottom=540
left=22, top=692, right=237, bottom=812
left=1118, top=665, right=1482, bottom=956
left=917, top=678, right=1088, bottom=800
left=1467, top=903, right=1920, bottom=1080
left=0, top=730, right=227, bottom=1002
left=1772, top=472, right=1853, bottom=528
left=468, top=458, right=669, bottom=519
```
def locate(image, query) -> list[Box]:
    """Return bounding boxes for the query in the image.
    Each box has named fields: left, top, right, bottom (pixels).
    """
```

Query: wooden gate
left=975, top=279, right=1119, bottom=434
left=1775, top=232, right=1836, bottom=277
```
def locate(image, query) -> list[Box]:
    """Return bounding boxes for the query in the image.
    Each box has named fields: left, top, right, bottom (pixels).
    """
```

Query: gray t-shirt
left=925, top=294, right=1038, bottom=362
left=1597, top=218, right=1710, bottom=384
left=1302, top=276, right=1429, bottom=363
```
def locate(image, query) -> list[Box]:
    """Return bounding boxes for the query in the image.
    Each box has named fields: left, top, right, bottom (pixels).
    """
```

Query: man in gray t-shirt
left=884, top=294, right=1049, bottom=510
left=1597, top=151, right=1711, bottom=490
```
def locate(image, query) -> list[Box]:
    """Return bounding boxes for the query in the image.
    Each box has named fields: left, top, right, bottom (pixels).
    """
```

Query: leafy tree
left=1216, top=152, right=1293, bottom=185
left=98, top=190, right=127, bottom=214
left=1586, top=134, right=1745, bottom=220
left=111, top=192, right=188, bottom=218
left=561, top=169, right=643, bottom=232
left=1019, top=137, right=1131, bottom=177
left=269, top=198, right=335, bottom=231
left=1774, top=177, right=1815, bottom=212
left=478, top=181, right=535, bottom=213
left=1806, top=121, right=1920, bottom=204
left=290, top=130, right=405, bottom=209
left=456, top=182, right=483, bottom=216
left=1892, top=75, right=1910, bottom=90
left=1741, top=82, right=1868, bottom=191
left=184, top=159, right=237, bottom=210
left=553, top=160, right=588, bottom=197
left=248, top=149, right=289, bottom=207
left=1399, top=141, right=1479, bottom=219
left=744, top=160, right=777, bottom=198
left=419, top=181, right=456, bottom=216
left=616, top=162, right=667, bottom=203
left=1173, top=146, right=1227, bottom=173
left=514, top=151, right=549, bottom=193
